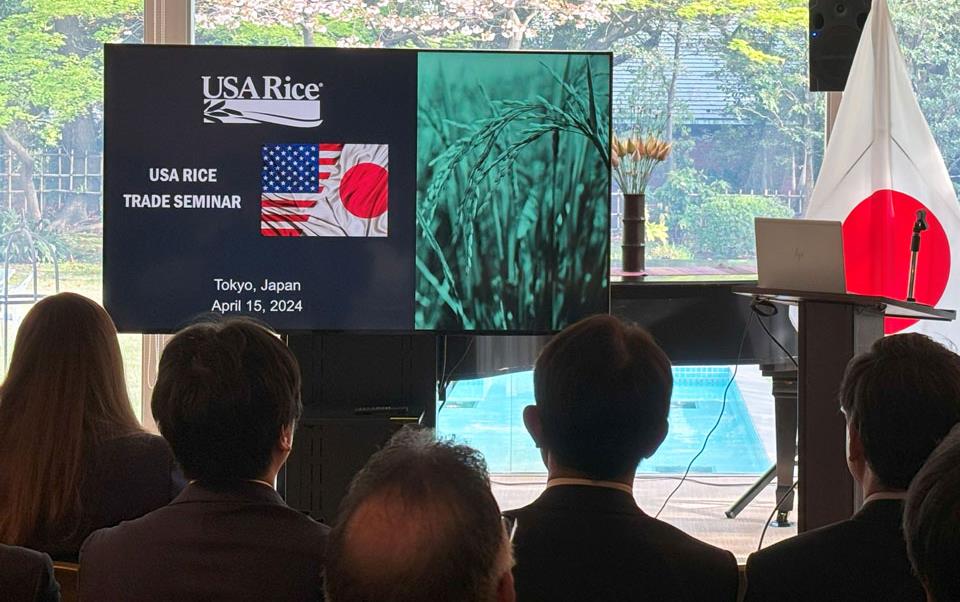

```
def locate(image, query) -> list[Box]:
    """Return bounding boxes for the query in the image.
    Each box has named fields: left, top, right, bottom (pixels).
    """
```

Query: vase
left=621, top=192, right=646, bottom=275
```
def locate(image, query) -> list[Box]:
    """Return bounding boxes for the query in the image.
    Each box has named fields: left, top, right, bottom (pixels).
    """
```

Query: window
left=612, top=9, right=821, bottom=277
left=0, top=1, right=143, bottom=414
left=194, top=0, right=821, bottom=278
left=889, top=0, right=960, bottom=195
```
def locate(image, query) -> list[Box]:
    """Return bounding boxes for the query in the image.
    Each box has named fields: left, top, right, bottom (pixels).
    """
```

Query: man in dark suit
left=0, top=544, right=59, bottom=602
left=80, top=318, right=329, bottom=601
left=744, top=334, right=960, bottom=602
left=504, top=315, right=738, bottom=602
left=324, top=427, right=515, bottom=602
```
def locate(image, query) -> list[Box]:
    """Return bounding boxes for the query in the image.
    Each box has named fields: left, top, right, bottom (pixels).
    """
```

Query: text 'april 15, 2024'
left=210, top=277, right=303, bottom=314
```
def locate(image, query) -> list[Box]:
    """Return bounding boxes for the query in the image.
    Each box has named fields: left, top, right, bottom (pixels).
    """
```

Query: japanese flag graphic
left=261, top=143, right=388, bottom=237
left=805, top=0, right=960, bottom=343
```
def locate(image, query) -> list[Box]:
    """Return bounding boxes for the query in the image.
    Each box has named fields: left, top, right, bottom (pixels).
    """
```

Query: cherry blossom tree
left=195, top=0, right=623, bottom=49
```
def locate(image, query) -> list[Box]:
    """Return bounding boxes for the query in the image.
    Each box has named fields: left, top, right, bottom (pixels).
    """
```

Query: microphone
left=913, top=209, right=928, bottom=250
left=907, top=210, right=928, bottom=302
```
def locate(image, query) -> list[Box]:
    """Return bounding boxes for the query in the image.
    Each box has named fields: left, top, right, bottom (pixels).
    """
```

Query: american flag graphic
left=261, top=143, right=389, bottom=237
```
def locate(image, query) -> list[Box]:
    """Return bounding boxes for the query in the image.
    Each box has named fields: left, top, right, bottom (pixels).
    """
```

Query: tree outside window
left=0, top=0, right=142, bottom=405
left=194, top=0, right=814, bottom=273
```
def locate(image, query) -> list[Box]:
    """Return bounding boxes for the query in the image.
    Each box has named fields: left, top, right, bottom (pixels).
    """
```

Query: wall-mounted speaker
left=809, top=1, right=872, bottom=91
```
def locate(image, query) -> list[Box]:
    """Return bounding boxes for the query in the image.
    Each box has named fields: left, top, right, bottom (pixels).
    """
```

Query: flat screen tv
left=104, top=45, right=611, bottom=333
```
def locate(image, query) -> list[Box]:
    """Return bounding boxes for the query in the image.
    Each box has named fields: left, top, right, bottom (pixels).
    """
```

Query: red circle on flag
left=339, top=163, right=388, bottom=219
left=842, top=189, right=951, bottom=333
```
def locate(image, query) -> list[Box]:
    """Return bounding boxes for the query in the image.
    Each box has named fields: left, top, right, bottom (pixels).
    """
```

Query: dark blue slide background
left=104, top=45, right=417, bottom=332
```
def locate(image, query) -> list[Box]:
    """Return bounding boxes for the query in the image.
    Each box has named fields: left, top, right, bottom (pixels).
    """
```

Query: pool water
left=437, top=366, right=770, bottom=474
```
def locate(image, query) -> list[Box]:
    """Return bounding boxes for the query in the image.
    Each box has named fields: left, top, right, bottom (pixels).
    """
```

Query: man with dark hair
left=80, top=318, right=328, bottom=601
left=904, top=424, right=960, bottom=602
left=324, top=427, right=514, bottom=602
left=745, top=333, right=960, bottom=602
left=505, top=314, right=737, bottom=601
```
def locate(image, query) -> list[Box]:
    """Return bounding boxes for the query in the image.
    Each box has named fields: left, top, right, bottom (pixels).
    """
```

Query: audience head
left=904, top=424, right=960, bottom=602
left=523, top=314, right=673, bottom=481
left=0, top=293, right=138, bottom=544
left=324, top=427, right=514, bottom=602
left=151, top=317, right=301, bottom=483
left=839, top=333, right=960, bottom=492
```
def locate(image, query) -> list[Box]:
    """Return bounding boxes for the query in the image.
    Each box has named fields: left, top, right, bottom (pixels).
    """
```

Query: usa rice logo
left=202, top=75, right=323, bottom=128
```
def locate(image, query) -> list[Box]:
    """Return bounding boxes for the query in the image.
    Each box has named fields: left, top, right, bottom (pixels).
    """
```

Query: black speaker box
left=287, top=333, right=436, bottom=417
left=809, top=0, right=872, bottom=91
left=284, top=417, right=410, bottom=523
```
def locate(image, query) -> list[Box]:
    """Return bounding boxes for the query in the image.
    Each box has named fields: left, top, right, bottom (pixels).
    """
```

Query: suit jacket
left=28, top=432, right=183, bottom=561
left=503, top=485, right=739, bottom=602
left=79, top=480, right=330, bottom=602
left=744, top=499, right=924, bottom=602
left=0, top=544, right=60, bottom=602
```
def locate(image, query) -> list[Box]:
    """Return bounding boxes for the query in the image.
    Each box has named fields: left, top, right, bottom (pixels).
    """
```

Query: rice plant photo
left=415, top=52, right=611, bottom=332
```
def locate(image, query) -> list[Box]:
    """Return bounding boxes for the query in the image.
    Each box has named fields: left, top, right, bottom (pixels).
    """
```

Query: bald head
left=324, top=428, right=513, bottom=602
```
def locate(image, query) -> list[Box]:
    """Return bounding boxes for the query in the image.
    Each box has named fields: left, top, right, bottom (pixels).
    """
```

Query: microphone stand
left=907, top=209, right=928, bottom=303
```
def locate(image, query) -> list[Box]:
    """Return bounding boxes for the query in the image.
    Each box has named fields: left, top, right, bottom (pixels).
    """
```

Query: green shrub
left=647, top=241, right=694, bottom=261
left=679, top=194, right=794, bottom=260
left=0, top=210, right=72, bottom=263
left=645, top=213, right=693, bottom=261
left=647, top=168, right=732, bottom=246
left=648, top=167, right=731, bottom=222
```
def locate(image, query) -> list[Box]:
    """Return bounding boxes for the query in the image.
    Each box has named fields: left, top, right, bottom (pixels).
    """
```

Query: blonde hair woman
left=0, top=293, right=182, bottom=560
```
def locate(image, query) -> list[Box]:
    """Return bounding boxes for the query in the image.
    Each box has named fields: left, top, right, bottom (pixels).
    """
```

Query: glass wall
left=193, top=0, right=819, bottom=277
left=437, top=367, right=768, bottom=476
left=889, top=1, right=960, bottom=194
left=0, top=1, right=143, bottom=413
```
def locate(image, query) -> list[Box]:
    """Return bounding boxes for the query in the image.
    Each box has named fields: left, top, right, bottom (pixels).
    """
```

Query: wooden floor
left=491, top=474, right=798, bottom=563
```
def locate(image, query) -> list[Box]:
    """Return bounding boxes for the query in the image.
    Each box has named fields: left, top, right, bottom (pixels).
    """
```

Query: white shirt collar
left=863, top=491, right=908, bottom=505
left=545, top=477, right=634, bottom=496
left=187, top=478, right=276, bottom=490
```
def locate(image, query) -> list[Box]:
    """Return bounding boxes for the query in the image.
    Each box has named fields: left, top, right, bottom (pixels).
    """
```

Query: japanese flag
left=805, top=0, right=960, bottom=344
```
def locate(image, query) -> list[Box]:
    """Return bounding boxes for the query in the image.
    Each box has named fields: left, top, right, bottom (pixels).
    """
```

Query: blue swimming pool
left=436, top=366, right=770, bottom=474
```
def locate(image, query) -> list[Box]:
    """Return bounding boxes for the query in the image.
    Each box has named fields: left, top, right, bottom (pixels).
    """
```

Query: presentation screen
left=104, top=45, right=611, bottom=333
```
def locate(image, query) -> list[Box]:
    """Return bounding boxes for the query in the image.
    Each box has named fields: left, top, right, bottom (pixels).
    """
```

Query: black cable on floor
left=654, top=320, right=751, bottom=519
left=748, top=298, right=800, bottom=551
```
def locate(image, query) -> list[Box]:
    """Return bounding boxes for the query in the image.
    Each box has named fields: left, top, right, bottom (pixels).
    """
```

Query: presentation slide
left=104, top=45, right=610, bottom=333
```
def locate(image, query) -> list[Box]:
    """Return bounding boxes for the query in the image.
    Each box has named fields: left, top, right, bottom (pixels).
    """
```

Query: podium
left=733, top=287, right=955, bottom=532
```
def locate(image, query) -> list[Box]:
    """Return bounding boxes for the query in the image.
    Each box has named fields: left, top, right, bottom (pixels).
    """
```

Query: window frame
left=139, top=0, right=192, bottom=429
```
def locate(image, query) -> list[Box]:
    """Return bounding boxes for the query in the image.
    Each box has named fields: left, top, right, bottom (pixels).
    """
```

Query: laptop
left=755, top=217, right=846, bottom=294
